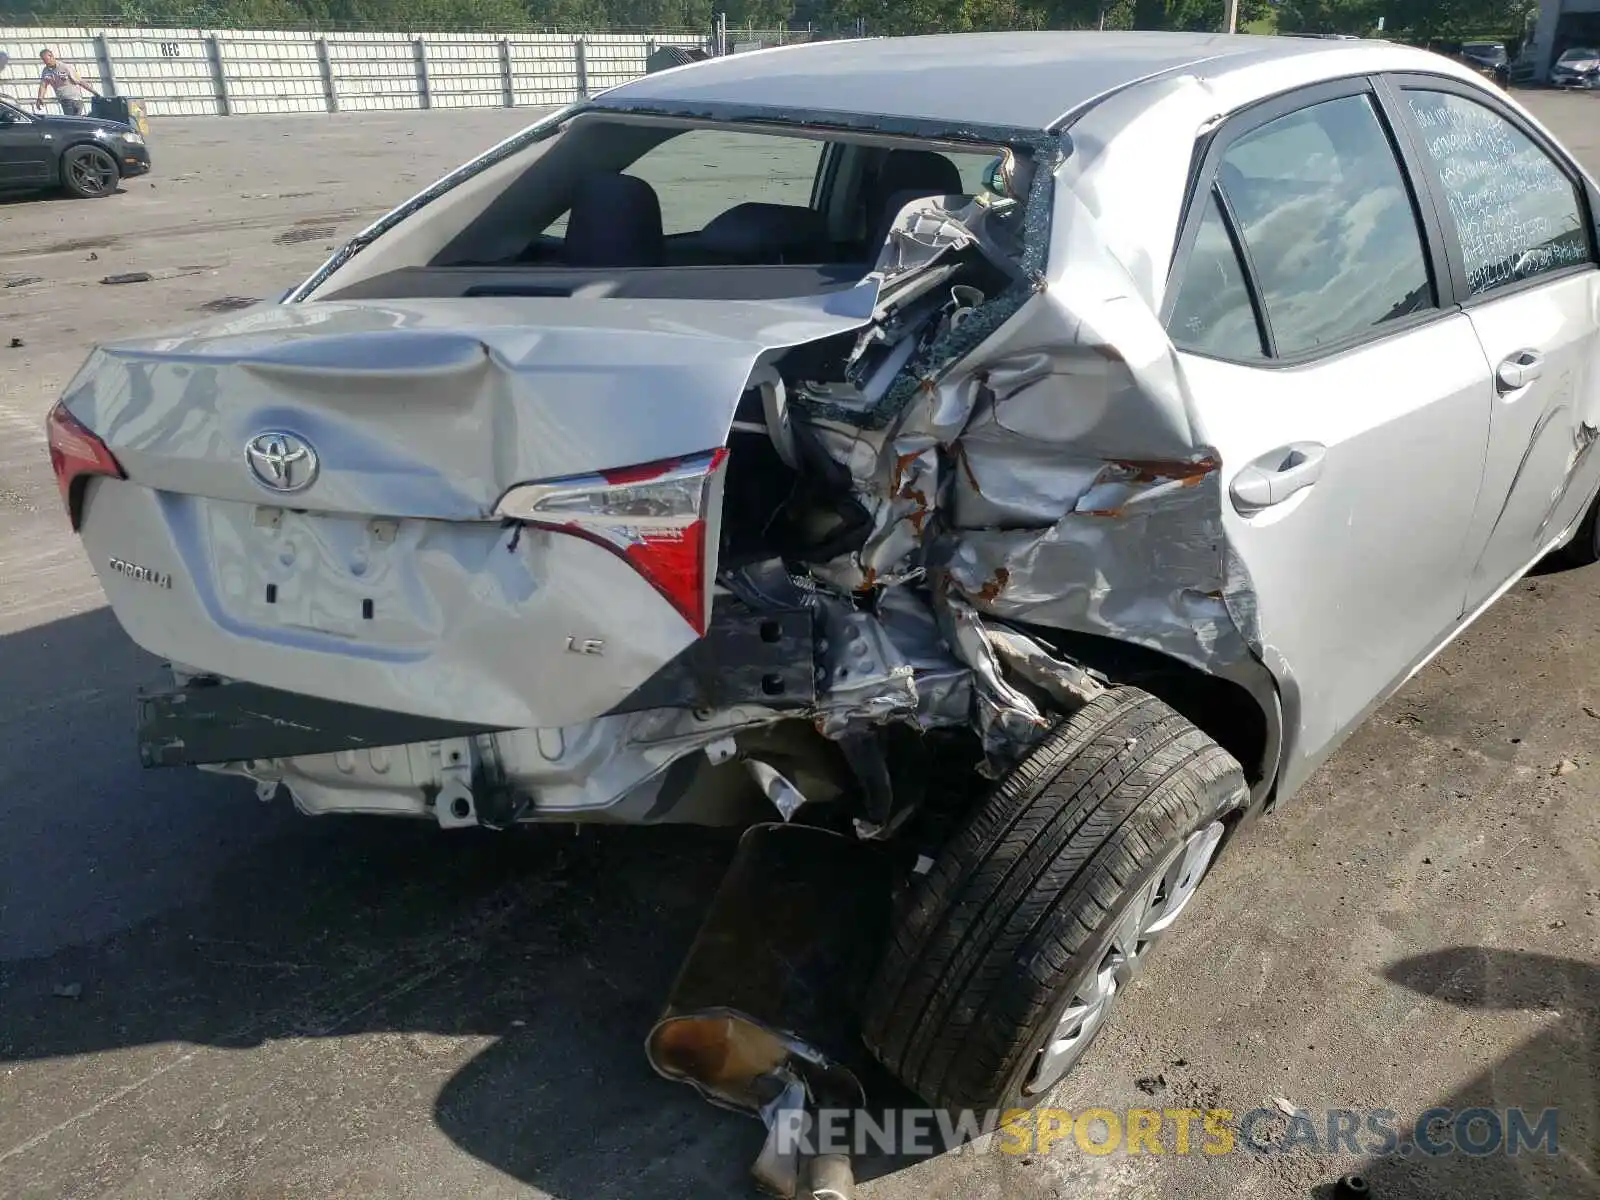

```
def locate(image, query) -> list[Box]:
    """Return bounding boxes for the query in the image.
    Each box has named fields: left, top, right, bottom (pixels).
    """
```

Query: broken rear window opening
left=300, top=108, right=1051, bottom=306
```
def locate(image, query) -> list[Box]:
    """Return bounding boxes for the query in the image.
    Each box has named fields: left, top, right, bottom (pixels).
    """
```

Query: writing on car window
left=1404, top=90, right=1590, bottom=296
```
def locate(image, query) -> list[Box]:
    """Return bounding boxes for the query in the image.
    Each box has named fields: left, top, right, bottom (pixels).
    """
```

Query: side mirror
left=982, top=149, right=1031, bottom=203
left=982, top=155, right=1010, bottom=198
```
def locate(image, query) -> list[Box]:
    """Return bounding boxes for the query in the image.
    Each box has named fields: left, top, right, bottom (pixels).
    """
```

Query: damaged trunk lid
left=62, top=289, right=877, bottom=729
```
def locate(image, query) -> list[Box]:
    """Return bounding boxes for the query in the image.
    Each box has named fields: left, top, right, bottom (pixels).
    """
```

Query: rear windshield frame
left=289, top=101, right=1057, bottom=301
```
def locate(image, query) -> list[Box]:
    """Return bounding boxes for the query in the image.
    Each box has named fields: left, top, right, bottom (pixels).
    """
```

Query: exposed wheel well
left=1022, top=626, right=1278, bottom=797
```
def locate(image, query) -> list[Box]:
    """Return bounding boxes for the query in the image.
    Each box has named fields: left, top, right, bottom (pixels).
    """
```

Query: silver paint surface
left=70, top=290, right=878, bottom=730
left=58, top=36, right=1600, bottom=825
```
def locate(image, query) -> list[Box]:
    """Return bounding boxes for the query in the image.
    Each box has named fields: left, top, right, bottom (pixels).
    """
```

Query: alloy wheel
left=1022, top=818, right=1226, bottom=1095
left=70, top=149, right=117, bottom=197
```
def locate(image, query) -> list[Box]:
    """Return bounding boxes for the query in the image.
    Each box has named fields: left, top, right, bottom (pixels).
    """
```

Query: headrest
left=699, top=202, right=830, bottom=263
left=563, top=172, right=665, bottom=268
left=873, top=150, right=964, bottom=208
left=865, top=150, right=967, bottom=254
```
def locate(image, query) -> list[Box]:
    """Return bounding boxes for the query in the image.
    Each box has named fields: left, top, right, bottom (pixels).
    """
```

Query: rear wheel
left=862, top=687, right=1248, bottom=1111
left=61, top=145, right=119, bottom=199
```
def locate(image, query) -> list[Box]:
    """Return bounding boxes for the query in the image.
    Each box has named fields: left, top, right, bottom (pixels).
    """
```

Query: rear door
left=1164, top=79, right=1494, bottom=796
left=1387, top=77, right=1600, bottom=610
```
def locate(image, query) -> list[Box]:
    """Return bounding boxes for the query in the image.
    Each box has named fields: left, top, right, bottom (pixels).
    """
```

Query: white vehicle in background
left=1551, top=45, right=1600, bottom=87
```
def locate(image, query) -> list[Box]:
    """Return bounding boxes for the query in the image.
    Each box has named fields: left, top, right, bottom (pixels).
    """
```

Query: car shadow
left=1305, top=948, right=1599, bottom=1200
left=8, top=612, right=1594, bottom=1198
left=0, top=605, right=869, bottom=1196
left=0, top=189, right=74, bottom=206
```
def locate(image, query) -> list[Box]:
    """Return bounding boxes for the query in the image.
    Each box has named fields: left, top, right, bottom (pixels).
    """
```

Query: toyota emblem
left=245, top=431, right=319, bottom=493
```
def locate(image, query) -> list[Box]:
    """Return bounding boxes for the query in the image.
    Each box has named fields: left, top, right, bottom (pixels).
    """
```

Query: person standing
left=35, top=49, right=97, bottom=117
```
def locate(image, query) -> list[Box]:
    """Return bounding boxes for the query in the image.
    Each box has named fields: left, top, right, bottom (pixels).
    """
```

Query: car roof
left=593, top=31, right=1429, bottom=132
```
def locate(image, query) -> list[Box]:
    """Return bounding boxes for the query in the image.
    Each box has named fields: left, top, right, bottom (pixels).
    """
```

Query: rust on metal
left=890, top=450, right=922, bottom=494
left=953, top=442, right=983, bottom=495
left=977, top=566, right=1010, bottom=602
left=1109, top=454, right=1221, bottom=487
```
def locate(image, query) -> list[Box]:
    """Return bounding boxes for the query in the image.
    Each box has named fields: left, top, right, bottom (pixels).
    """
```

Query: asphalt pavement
left=1, top=96, right=1597, bottom=1200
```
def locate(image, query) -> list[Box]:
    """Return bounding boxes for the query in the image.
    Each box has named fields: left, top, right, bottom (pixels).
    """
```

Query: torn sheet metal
left=810, top=594, right=920, bottom=739
left=791, top=164, right=1266, bottom=708
left=931, top=181, right=1251, bottom=680
left=746, top=759, right=810, bottom=822
left=754, top=1073, right=811, bottom=1197
left=795, top=145, right=1063, bottom=596
left=730, top=140, right=1279, bottom=779
left=151, top=97, right=1280, bottom=829
left=871, top=585, right=974, bottom=730
left=936, top=590, right=1056, bottom=768
left=983, top=623, right=1106, bottom=709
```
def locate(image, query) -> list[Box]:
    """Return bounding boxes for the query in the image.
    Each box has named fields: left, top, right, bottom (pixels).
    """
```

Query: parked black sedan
left=0, top=97, right=150, bottom=199
left=1459, top=40, right=1509, bottom=79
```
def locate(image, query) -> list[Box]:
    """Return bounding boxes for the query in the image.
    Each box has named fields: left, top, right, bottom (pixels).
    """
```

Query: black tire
left=60, top=144, right=119, bottom=199
left=862, top=687, right=1247, bottom=1112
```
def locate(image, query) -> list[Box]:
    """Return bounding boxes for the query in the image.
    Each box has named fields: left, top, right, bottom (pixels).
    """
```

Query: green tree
left=1132, top=0, right=1269, bottom=31
left=1380, top=0, right=1529, bottom=38
left=1276, top=0, right=1380, bottom=35
left=821, top=0, right=967, bottom=35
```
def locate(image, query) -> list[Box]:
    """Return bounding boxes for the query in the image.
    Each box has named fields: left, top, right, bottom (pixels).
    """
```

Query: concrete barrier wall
left=0, top=24, right=706, bottom=117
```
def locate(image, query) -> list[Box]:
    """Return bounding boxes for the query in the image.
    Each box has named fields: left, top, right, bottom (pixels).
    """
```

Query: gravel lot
left=1, top=95, right=1598, bottom=1200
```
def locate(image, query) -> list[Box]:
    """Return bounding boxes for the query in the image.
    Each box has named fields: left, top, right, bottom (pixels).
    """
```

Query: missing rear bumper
left=137, top=596, right=817, bottom=767
left=136, top=680, right=502, bottom=768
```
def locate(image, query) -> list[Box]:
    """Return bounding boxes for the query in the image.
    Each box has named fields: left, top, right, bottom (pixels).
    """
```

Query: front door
left=0, top=106, right=52, bottom=186
left=1393, top=82, right=1600, bottom=610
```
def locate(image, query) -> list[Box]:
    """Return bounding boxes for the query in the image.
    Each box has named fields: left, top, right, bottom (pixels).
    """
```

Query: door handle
left=1496, top=349, right=1544, bottom=393
left=1230, top=441, right=1327, bottom=512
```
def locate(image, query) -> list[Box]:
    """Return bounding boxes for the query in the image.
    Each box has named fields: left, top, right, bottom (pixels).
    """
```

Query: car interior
left=324, top=118, right=1007, bottom=303
left=313, top=117, right=1027, bottom=571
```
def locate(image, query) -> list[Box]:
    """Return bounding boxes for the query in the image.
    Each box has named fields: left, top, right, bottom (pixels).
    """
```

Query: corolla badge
left=108, top=557, right=172, bottom=589
left=246, top=431, right=319, bottom=493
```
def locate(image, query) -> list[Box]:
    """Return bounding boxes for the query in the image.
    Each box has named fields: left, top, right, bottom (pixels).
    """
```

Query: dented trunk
left=63, top=288, right=878, bottom=730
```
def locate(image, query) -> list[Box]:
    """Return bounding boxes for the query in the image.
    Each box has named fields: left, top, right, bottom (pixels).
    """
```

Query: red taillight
left=45, top=401, right=124, bottom=531
left=494, top=449, right=727, bottom=635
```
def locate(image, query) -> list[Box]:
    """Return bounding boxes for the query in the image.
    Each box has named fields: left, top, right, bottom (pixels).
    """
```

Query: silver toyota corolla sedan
left=46, top=32, right=1600, bottom=1112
